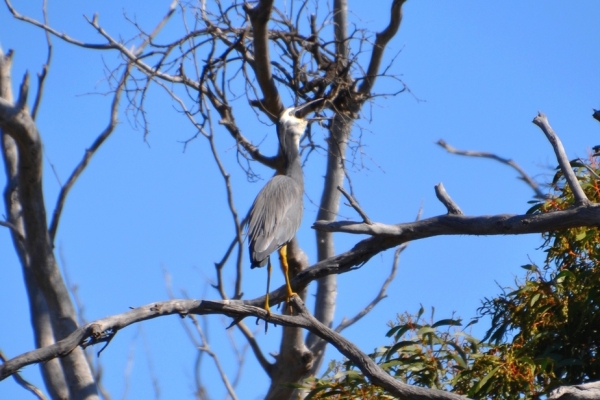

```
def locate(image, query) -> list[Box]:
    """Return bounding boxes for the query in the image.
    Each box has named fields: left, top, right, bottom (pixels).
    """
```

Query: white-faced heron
left=248, top=106, right=307, bottom=314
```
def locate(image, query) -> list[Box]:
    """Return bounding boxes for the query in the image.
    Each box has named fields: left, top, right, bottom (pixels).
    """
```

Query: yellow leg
left=278, top=244, right=297, bottom=302
left=264, top=257, right=272, bottom=316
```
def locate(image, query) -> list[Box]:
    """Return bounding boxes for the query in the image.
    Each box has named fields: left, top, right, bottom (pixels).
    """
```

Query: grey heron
left=248, top=106, right=308, bottom=315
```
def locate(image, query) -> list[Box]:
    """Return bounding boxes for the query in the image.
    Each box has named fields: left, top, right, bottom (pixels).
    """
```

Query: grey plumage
left=248, top=107, right=307, bottom=268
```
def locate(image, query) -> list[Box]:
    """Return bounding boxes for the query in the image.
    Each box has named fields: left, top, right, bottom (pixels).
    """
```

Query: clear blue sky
left=1, top=1, right=599, bottom=399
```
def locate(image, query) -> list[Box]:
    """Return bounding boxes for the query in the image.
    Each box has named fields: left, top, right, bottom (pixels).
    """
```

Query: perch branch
left=0, top=297, right=468, bottom=400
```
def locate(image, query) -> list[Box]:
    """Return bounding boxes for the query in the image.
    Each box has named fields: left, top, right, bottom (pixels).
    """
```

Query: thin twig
left=436, top=139, right=546, bottom=200
left=338, top=185, right=372, bottom=224
left=0, top=219, right=25, bottom=242
left=31, top=0, right=52, bottom=121
left=48, top=63, right=131, bottom=241
left=335, top=243, right=405, bottom=333
left=577, top=159, right=600, bottom=181
left=358, top=0, right=406, bottom=94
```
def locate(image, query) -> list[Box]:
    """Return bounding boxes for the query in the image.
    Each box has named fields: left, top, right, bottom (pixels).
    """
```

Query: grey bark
left=549, top=381, right=600, bottom=400
left=0, top=49, right=97, bottom=400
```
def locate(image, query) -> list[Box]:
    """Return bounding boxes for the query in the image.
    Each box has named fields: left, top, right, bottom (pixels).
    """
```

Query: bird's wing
left=248, top=176, right=303, bottom=263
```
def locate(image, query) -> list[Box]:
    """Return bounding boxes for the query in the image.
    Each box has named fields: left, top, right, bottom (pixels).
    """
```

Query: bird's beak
left=290, top=98, right=325, bottom=119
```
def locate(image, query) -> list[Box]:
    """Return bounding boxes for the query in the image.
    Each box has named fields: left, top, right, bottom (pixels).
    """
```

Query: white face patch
left=280, top=108, right=308, bottom=147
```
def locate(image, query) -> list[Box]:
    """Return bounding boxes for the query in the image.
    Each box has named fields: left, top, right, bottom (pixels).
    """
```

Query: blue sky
left=1, top=1, right=599, bottom=399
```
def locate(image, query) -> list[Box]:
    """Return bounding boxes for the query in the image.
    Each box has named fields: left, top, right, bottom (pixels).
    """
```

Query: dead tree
left=1, top=1, right=600, bottom=399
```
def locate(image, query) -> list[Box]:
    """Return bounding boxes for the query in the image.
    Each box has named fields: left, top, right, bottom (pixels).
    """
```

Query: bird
left=247, top=106, right=307, bottom=315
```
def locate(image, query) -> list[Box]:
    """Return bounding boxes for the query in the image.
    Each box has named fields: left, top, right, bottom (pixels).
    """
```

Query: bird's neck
left=285, top=156, right=304, bottom=184
left=282, top=140, right=303, bottom=183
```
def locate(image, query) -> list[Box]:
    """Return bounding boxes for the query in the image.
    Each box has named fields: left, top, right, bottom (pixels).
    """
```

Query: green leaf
left=386, top=325, right=402, bottom=338
left=417, top=326, right=436, bottom=336
left=385, top=341, right=419, bottom=360
left=575, top=231, right=587, bottom=241
left=471, top=366, right=500, bottom=396
left=530, top=293, right=541, bottom=307
left=447, top=342, right=468, bottom=369
left=526, top=203, right=543, bottom=215
left=555, top=270, right=576, bottom=283
left=390, top=325, right=411, bottom=341
left=520, top=264, right=538, bottom=271
left=432, top=318, right=462, bottom=328
left=417, top=304, right=425, bottom=319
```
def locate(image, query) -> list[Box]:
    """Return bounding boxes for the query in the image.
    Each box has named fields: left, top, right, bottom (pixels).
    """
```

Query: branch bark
left=244, top=0, right=284, bottom=121
left=0, top=52, right=97, bottom=399
left=0, top=296, right=468, bottom=400
left=532, top=112, right=589, bottom=205
left=358, top=0, right=406, bottom=94
left=549, top=381, right=600, bottom=400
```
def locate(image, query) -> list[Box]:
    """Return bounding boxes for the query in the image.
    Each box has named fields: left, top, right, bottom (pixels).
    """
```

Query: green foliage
left=298, top=307, right=476, bottom=399
left=300, top=158, right=600, bottom=399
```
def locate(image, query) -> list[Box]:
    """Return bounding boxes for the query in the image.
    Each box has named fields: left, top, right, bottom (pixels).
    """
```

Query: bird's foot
left=285, top=291, right=298, bottom=314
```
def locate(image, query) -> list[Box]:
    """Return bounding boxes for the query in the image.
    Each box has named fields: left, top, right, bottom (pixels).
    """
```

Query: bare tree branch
left=532, top=112, right=589, bottom=206
left=0, top=350, right=47, bottom=400
left=48, top=64, right=131, bottom=241
left=235, top=321, right=273, bottom=377
left=0, top=47, right=71, bottom=400
left=5, top=0, right=113, bottom=50
left=335, top=243, right=404, bottom=333
left=436, top=139, right=546, bottom=200
left=435, top=182, right=463, bottom=215
left=549, top=381, right=600, bottom=400
left=358, top=0, right=406, bottom=94
left=244, top=0, right=284, bottom=121
left=0, top=296, right=468, bottom=400
left=0, top=218, right=25, bottom=240
left=338, top=185, right=373, bottom=224
left=188, top=315, right=239, bottom=400
left=0, top=60, right=97, bottom=400
left=31, top=0, right=52, bottom=121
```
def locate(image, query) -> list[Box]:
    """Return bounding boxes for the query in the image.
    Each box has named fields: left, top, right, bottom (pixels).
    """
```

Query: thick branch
left=0, top=350, right=46, bottom=400
left=244, top=0, right=283, bottom=121
left=549, top=381, right=600, bottom=400
left=532, top=112, right=589, bottom=206
left=313, top=202, right=600, bottom=237
left=0, top=65, right=96, bottom=399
